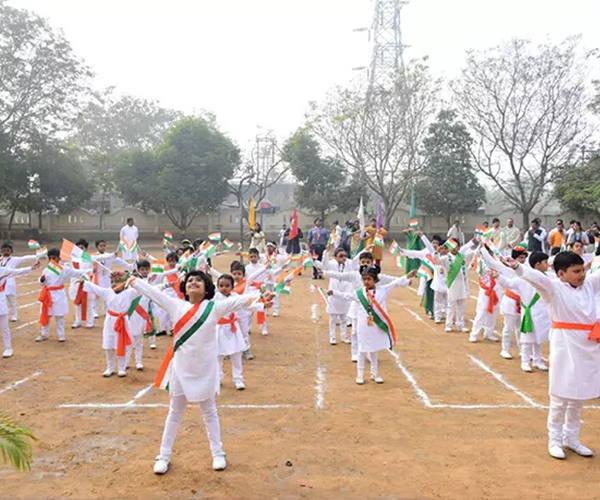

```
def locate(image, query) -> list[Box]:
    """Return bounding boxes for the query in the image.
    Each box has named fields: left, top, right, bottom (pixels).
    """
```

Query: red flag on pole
left=289, top=209, right=299, bottom=240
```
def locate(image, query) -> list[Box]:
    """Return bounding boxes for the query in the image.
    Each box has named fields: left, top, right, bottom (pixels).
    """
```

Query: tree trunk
left=239, top=201, right=245, bottom=252
left=7, top=207, right=16, bottom=240
left=99, top=191, right=106, bottom=232
left=38, top=210, right=43, bottom=231
left=521, top=209, right=531, bottom=232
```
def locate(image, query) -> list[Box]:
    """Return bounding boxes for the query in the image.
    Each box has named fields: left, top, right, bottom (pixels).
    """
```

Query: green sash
left=174, top=301, right=214, bottom=353
left=520, top=293, right=540, bottom=333
left=356, top=288, right=394, bottom=348
left=446, top=253, right=465, bottom=288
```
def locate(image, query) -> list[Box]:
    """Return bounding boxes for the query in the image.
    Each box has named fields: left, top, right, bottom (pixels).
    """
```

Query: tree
left=452, top=37, right=594, bottom=228
left=73, top=87, right=180, bottom=230
left=283, top=128, right=363, bottom=221
left=115, top=117, right=240, bottom=234
left=307, top=58, right=439, bottom=228
left=415, top=110, right=485, bottom=226
left=0, top=410, right=37, bottom=472
left=0, top=4, right=92, bottom=150
left=554, top=156, right=600, bottom=218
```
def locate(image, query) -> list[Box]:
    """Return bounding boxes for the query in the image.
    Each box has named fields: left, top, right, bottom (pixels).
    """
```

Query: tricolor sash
left=446, top=253, right=465, bottom=288
left=154, top=301, right=215, bottom=390
left=520, top=293, right=540, bottom=334
left=128, top=297, right=153, bottom=334
left=108, top=310, right=130, bottom=357
left=356, top=288, right=396, bottom=349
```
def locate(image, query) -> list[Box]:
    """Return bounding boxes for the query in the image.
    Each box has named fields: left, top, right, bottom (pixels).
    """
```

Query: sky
left=9, top=0, right=600, bottom=150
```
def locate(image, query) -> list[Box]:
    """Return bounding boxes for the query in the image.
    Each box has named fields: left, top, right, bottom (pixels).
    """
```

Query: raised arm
left=213, top=291, right=261, bottom=318
left=329, top=290, right=359, bottom=303
left=0, top=266, right=33, bottom=279
left=129, top=277, right=181, bottom=314
left=496, top=274, right=520, bottom=292
left=513, top=263, right=553, bottom=302
left=480, top=247, right=517, bottom=278
left=401, top=248, right=427, bottom=260
left=83, top=281, right=117, bottom=303
left=323, top=270, right=360, bottom=285
left=380, top=276, right=410, bottom=292
left=13, top=255, right=37, bottom=265
left=420, top=234, right=435, bottom=255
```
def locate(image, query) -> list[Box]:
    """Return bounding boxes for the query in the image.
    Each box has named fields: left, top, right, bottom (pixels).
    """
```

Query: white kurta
left=0, top=255, right=36, bottom=295
left=474, top=269, right=503, bottom=314
left=335, top=278, right=409, bottom=352
left=84, top=282, right=140, bottom=350
left=517, top=264, right=600, bottom=400
left=39, top=264, right=83, bottom=317
left=215, top=292, right=247, bottom=356
left=0, top=267, right=34, bottom=315
left=91, top=252, right=131, bottom=289
left=130, top=278, right=259, bottom=402
left=442, top=245, right=475, bottom=302
left=68, top=261, right=94, bottom=301
left=322, top=252, right=353, bottom=316
left=119, top=225, right=139, bottom=261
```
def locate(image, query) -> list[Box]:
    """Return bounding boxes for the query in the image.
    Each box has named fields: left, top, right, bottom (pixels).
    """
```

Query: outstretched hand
left=262, top=291, right=276, bottom=309
left=406, top=270, right=418, bottom=280
left=501, top=256, right=519, bottom=269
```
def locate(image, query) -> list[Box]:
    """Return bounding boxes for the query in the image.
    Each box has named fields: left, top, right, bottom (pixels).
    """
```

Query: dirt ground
left=1, top=243, right=600, bottom=500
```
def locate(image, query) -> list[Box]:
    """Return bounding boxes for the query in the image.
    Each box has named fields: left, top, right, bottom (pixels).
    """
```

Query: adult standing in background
left=525, top=218, right=547, bottom=253
left=365, top=218, right=387, bottom=268
left=279, top=223, right=288, bottom=249
left=285, top=224, right=303, bottom=256
left=307, top=218, right=329, bottom=280
left=489, top=218, right=505, bottom=248
left=503, top=218, right=521, bottom=252
left=548, top=219, right=567, bottom=255
left=447, top=220, right=465, bottom=246
left=119, top=217, right=139, bottom=262
left=566, top=221, right=590, bottom=246
left=249, top=223, right=266, bottom=253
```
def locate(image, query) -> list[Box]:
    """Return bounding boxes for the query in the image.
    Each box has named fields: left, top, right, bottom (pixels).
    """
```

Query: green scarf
left=446, top=253, right=465, bottom=288
left=520, top=293, right=541, bottom=333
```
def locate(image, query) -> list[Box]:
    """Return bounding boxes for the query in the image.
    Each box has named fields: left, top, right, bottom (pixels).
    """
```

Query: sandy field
left=1, top=244, right=600, bottom=500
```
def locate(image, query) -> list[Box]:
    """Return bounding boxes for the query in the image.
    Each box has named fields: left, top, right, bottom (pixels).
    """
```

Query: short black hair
left=1, top=243, right=13, bottom=251
left=439, top=238, right=447, bottom=246
left=136, top=259, right=151, bottom=269
left=75, top=238, right=89, bottom=249
left=217, top=274, right=235, bottom=287
left=230, top=261, right=246, bottom=274
left=180, top=270, right=215, bottom=301
left=95, top=239, right=106, bottom=247
left=127, top=218, right=134, bottom=223
left=553, top=251, right=584, bottom=274
left=360, top=265, right=381, bottom=282
left=492, top=218, right=500, bottom=224
left=48, top=248, right=60, bottom=259
left=556, top=219, right=564, bottom=224
left=567, top=241, right=582, bottom=249
left=360, top=252, right=374, bottom=261
left=248, top=248, right=259, bottom=256
left=166, top=252, right=178, bottom=262
left=569, top=219, right=576, bottom=225
left=314, top=218, right=321, bottom=224
left=432, top=235, right=442, bottom=243
left=512, top=247, right=528, bottom=259
left=550, top=247, right=561, bottom=256
left=528, top=252, right=548, bottom=269
left=334, top=247, right=347, bottom=256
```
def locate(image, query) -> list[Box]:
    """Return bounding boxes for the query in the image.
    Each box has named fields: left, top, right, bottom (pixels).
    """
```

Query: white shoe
left=2, top=349, right=13, bottom=358
left=564, top=440, right=594, bottom=457
left=243, top=350, right=254, bottom=361
left=35, top=335, right=48, bottom=342
left=10, top=317, right=17, bottom=323
left=485, top=336, right=499, bottom=342
left=445, top=326, right=452, bottom=332
left=469, top=337, right=477, bottom=343
left=273, top=311, right=279, bottom=318
left=351, top=354, right=358, bottom=363
left=371, top=375, right=384, bottom=384
left=71, top=323, right=81, bottom=329
left=341, top=337, right=351, bottom=344
left=94, top=313, right=99, bottom=319
left=500, top=350, right=513, bottom=360
left=103, top=369, right=114, bottom=377
left=234, top=380, right=246, bottom=390
left=330, top=339, right=337, bottom=346
left=534, top=362, right=548, bottom=371
left=521, top=363, right=533, bottom=373
left=154, top=457, right=170, bottom=474
left=118, top=370, right=126, bottom=377
left=435, top=319, right=442, bottom=324
left=212, top=454, right=227, bottom=471
left=355, top=376, right=365, bottom=385
left=460, top=327, right=470, bottom=333
left=150, top=343, right=156, bottom=350
left=85, top=325, right=94, bottom=329
left=549, top=444, right=566, bottom=460
left=136, top=363, right=144, bottom=371
left=261, top=330, right=268, bottom=336
left=58, top=338, right=66, bottom=342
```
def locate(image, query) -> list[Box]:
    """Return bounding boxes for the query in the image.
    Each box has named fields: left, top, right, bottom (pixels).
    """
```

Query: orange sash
left=479, top=277, right=499, bottom=314
left=74, top=282, right=88, bottom=321
left=218, top=313, right=238, bottom=332
left=38, top=285, right=65, bottom=327
left=233, top=279, right=247, bottom=295
left=166, top=273, right=184, bottom=299
left=504, top=289, right=521, bottom=314
left=551, top=321, right=600, bottom=343
left=108, top=310, right=130, bottom=356
left=0, top=282, right=5, bottom=293
left=134, top=304, right=153, bottom=333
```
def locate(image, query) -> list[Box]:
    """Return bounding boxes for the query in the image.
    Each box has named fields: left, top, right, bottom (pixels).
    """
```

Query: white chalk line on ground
left=17, top=301, right=37, bottom=310
left=15, top=320, right=38, bottom=331
left=59, top=403, right=297, bottom=409
left=311, top=289, right=326, bottom=410
left=0, top=371, right=43, bottom=396
left=392, top=300, right=436, bottom=332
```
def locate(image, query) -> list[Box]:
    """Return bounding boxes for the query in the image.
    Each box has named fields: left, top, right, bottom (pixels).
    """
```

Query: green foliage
left=283, top=128, right=363, bottom=220
left=115, top=117, right=240, bottom=232
left=554, top=157, right=600, bottom=217
left=415, top=110, right=485, bottom=224
left=0, top=411, right=37, bottom=472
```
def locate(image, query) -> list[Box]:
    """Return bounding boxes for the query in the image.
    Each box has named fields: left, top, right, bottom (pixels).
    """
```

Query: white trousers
left=41, top=316, right=65, bottom=340
left=1, top=314, right=11, bottom=351
left=357, top=351, right=378, bottom=377
left=351, top=318, right=358, bottom=359
left=6, top=294, right=17, bottom=320
left=446, top=299, right=466, bottom=329
left=105, top=349, right=127, bottom=373
left=547, top=395, right=584, bottom=446
left=158, top=395, right=224, bottom=461
left=238, top=316, right=251, bottom=350
left=74, top=302, right=95, bottom=328
left=501, top=314, right=521, bottom=352
left=520, top=342, right=542, bottom=365
left=126, top=335, right=144, bottom=366
left=156, top=307, right=172, bottom=333
left=218, top=352, right=243, bottom=383
left=434, top=291, right=447, bottom=321
left=93, top=295, right=107, bottom=317
left=470, top=309, right=498, bottom=340
left=329, top=314, right=349, bottom=343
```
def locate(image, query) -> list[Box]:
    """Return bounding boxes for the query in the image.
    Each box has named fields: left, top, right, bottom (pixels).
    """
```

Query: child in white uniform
left=91, top=239, right=131, bottom=317
left=321, top=247, right=353, bottom=345
left=69, top=239, right=95, bottom=329
left=441, top=239, right=476, bottom=333
left=0, top=243, right=37, bottom=322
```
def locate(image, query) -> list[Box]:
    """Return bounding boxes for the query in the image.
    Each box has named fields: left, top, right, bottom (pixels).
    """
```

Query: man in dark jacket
left=285, top=226, right=303, bottom=255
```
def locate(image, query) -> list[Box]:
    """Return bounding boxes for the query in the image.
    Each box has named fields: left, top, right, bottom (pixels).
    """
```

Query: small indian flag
left=409, top=218, right=419, bottom=229
left=61, top=239, right=93, bottom=264
left=389, top=240, right=401, bottom=255
left=301, top=254, right=314, bottom=270
left=312, top=285, right=331, bottom=307
left=118, top=239, right=128, bottom=252
left=274, top=280, right=291, bottom=295
left=47, top=261, right=63, bottom=276
left=444, top=239, right=459, bottom=252
left=151, top=261, right=166, bottom=273
left=164, top=231, right=173, bottom=241
left=208, top=232, right=221, bottom=242
left=36, top=246, right=48, bottom=259
left=374, top=234, right=385, bottom=248
left=417, top=257, right=435, bottom=281
left=327, top=234, right=335, bottom=246
left=28, top=239, right=41, bottom=250
left=202, top=243, right=217, bottom=258
left=394, top=255, right=406, bottom=269
left=475, top=226, right=493, bottom=239
left=222, top=238, right=234, bottom=250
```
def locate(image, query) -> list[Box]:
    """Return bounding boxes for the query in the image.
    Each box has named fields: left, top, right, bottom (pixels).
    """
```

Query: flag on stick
left=222, top=238, right=234, bottom=250
left=289, top=209, right=299, bottom=240
left=409, top=218, right=419, bottom=229
left=374, top=233, right=385, bottom=248
left=47, top=261, right=63, bottom=276
left=208, top=232, right=221, bottom=242
left=389, top=240, right=401, bottom=255
left=248, top=197, right=256, bottom=230
left=36, top=246, right=48, bottom=259
left=61, top=239, right=93, bottom=264
left=417, top=257, right=435, bottom=281
left=444, top=239, right=459, bottom=252
left=312, top=285, right=331, bottom=307
left=28, top=240, right=41, bottom=250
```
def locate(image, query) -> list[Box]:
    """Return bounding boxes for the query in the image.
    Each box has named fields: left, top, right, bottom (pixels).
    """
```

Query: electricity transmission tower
left=367, top=0, right=409, bottom=94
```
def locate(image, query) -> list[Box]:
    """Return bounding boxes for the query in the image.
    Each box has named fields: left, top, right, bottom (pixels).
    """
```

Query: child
left=469, top=257, right=503, bottom=344
left=321, top=247, right=353, bottom=345
left=82, top=273, right=141, bottom=377
left=124, top=269, right=274, bottom=475
left=37, top=249, right=88, bottom=342
left=507, top=251, right=599, bottom=459
left=329, top=267, right=417, bottom=384
left=69, top=239, right=95, bottom=329
left=1, top=262, right=39, bottom=357
left=431, top=239, right=449, bottom=324
left=260, top=241, right=289, bottom=318
left=441, top=239, right=476, bottom=333
left=0, top=243, right=37, bottom=322
left=245, top=248, right=282, bottom=336
left=128, top=259, right=157, bottom=368
left=155, top=252, right=182, bottom=336
left=215, top=274, right=248, bottom=390
left=91, top=239, right=131, bottom=318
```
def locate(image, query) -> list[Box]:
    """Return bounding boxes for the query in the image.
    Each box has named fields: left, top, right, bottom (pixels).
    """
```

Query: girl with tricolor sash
left=118, top=269, right=274, bottom=475
left=0, top=261, right=39, bottom=358
left=328, top=266, right=417, bottom=385
left=68, top=239, right=95, bottom=330
left=469, top=249, right=503, bottom=344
